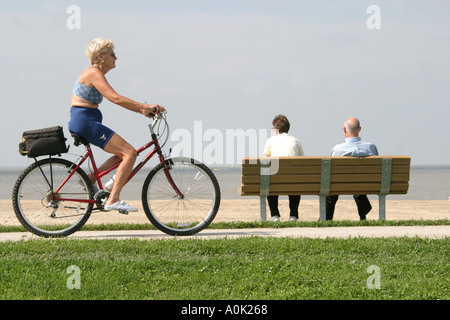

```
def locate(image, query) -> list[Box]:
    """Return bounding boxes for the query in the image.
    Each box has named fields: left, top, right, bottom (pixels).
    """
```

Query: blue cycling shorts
left=68, top=106, right=115, bottom=149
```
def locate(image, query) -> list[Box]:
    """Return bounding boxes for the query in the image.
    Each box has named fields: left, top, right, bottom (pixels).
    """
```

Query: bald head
left=344, top=117, right=361, bottom=137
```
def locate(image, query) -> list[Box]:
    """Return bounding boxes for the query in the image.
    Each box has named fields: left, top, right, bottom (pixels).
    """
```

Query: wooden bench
left=239, top=156, right=411, bottom=221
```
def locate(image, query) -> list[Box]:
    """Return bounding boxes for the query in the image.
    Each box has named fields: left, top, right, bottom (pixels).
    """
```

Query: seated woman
left=263, top=115, right=304, bottom=221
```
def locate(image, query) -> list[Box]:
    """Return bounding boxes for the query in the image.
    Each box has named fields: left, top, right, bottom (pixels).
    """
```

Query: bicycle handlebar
left=148, top=107, right=166, bottom=118
left=149, top=110, right=167, bottom=130
left=147, top=110, right=169, bottom=149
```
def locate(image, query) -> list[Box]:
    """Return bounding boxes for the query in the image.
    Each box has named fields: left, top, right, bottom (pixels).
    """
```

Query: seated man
left=326, top=117, right=379, bottom=220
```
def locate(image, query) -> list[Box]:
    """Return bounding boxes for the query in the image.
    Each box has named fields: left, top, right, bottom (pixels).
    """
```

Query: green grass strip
left=0, top=237, right=448, bottom=300
left=1, top=219, right=448, bottom=233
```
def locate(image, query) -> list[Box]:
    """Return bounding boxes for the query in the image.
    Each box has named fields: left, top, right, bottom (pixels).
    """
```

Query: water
left=2, top=166, right=450, bottom=201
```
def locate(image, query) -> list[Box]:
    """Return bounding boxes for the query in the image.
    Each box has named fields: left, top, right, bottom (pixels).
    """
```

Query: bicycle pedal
left=119, top=210, right=129, bottom=215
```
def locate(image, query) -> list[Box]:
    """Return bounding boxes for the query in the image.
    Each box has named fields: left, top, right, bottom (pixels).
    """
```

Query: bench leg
left=260, top=196, right=267, bottom=222
left=379, top=195, right=386, bottom=221
left=319, top=195, right=326, bottom=221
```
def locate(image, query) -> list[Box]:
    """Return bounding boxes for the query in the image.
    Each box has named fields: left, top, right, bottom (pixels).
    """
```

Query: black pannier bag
left=19, top=126, right=68, bottom=157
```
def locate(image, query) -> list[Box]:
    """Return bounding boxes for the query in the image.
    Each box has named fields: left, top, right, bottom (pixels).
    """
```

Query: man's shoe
left=270, top=216, right=280, bottom=222
left=104, top=200, right=138, bottom=212
left=289, top=216, right=298, bottom=221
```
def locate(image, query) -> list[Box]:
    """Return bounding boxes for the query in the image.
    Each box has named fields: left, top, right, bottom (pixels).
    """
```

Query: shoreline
left=1, top=199, right=449, bottom=226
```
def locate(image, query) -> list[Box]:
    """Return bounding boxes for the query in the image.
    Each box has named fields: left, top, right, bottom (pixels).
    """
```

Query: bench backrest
left=240, top=156, right=411, bottom=196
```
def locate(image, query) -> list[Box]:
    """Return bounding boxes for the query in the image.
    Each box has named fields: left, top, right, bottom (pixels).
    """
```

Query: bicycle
left=12, top=113, right=221, bottom=237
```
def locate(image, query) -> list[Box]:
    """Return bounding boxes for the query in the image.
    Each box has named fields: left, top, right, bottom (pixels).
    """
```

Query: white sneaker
left=104, top=200, right=138, bottom=212
left=270, top=216, right=280, bottom=222
left=289, top=216, right=298, bottom=221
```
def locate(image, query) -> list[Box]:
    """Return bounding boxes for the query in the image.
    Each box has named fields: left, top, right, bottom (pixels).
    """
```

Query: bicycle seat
left=71, top=133, right=90, bottom=147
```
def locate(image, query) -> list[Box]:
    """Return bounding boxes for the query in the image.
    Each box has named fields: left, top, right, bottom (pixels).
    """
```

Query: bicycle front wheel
left=142, top=157, right=221, bottom=236
left=12, top=158, right=94, bottom=237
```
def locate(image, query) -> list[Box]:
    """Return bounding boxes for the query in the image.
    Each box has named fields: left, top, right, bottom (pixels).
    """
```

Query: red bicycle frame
left=51, top=125, right=184, bottom=204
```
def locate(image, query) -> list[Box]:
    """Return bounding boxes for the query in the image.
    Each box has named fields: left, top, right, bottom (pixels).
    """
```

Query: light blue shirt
left=331, top=137, right=378, bottom=157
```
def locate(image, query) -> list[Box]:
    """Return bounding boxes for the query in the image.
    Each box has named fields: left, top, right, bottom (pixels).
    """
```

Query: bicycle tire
left=142, top=157, right=221, bottom=236
left=12, top=158, right=94, bottom=238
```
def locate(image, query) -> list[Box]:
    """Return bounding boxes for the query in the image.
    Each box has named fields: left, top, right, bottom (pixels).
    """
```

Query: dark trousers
left=267, top=195, right=301, bottom=218
left=325, top=195, right=372, bottom=220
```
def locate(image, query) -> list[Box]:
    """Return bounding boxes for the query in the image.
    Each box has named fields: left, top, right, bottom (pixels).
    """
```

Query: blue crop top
left=72, top=67, right=104, bottom=104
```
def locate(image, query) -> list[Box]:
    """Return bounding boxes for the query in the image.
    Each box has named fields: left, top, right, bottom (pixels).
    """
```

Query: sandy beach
left=1, top=199, right=448, bottom=226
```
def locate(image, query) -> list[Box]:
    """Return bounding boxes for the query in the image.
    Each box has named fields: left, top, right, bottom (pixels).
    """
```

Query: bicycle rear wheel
left=142, top=157, right=221, bottom=236
left=12, top=158, right=94, bottom=237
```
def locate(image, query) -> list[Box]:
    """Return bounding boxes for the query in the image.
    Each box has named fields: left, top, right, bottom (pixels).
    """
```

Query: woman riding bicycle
left=68, top=38, right=166, bottom=213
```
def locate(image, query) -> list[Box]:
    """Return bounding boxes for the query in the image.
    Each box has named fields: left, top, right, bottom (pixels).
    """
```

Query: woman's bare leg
left=102, top=133, right=137, bottom=206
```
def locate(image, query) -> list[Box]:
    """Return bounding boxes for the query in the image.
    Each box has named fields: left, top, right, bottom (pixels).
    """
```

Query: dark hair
left=272, top=115, right=290, bottom=133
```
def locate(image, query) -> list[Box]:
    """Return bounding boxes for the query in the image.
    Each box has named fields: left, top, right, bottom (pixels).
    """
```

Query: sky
left=1, top=0, right=449, bottom=167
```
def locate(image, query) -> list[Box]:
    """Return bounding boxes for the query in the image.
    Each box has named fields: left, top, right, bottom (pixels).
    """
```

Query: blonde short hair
left=85, top=38, right=115, bottom=65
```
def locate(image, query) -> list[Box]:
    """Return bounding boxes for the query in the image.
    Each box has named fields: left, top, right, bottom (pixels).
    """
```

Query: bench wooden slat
left=331, top=166, right=410, bottom=174
left=240, top=182, right=409, bottom=195
left=242, top=175, right=321, bottom=184
left=242, top=164, right=410, bottom=174
left=242, top=173, right=410, bottom=184
left=240, top=190, right=409, bottom=196
left=329, top=173, right=409, bottom=183
left=242, top=156, right=411, bottom=166
left=242, top=166, right=322, bottom=175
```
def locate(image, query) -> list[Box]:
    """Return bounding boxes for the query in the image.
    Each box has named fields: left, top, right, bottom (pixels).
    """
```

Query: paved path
left=0, top=225, right=448, bottom=242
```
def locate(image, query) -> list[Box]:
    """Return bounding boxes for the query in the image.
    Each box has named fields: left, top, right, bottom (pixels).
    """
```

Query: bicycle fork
left=162, top=158, right=185, bottom=199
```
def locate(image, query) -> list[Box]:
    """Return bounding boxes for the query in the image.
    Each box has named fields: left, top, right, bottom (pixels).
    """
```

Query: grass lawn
left=0, top=236, right=448, bottom=300
left=1, top=218, right=449, bottom=233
